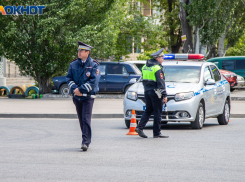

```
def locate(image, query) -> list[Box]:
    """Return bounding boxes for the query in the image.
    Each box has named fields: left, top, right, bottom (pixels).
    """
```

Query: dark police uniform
left=135, top=48, right=168, bottom=138
left=66, top=42, right=100, bottom=150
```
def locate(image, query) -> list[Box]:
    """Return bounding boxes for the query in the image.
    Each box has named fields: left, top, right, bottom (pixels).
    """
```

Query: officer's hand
left=163, top=97, right=167, bottom=104
left=74, top=88, right=82, bottom=96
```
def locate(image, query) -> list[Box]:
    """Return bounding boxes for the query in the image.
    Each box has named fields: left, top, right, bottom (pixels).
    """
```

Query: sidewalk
left=0, top=90, right=245, bottom=118
left=0, top=98, right=124, bottom=118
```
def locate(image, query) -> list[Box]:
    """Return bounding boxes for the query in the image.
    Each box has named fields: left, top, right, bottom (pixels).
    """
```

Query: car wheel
left=124, top=85, right=131, bottom=93
left=191, top=102, right=205, bottom=129
left=217, top=100, right=230, bottom=125
left=59, top=84, right=70, bottom=95
left=125, top=119, right=131, bottom=128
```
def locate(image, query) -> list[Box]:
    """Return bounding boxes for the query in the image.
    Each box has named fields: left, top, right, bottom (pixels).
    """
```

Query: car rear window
left=163, top=66, right=201, bottom=83
left=130, top=64, right=142, bottom=75
left=107, top=65, right=128, bottom=75
left=222, top=60, right=235, bottom=70
left=235, top=60, right=245, bottom=69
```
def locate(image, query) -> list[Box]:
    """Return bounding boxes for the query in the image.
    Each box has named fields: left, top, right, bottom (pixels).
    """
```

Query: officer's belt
left=82, top=93, right=96, bottom=98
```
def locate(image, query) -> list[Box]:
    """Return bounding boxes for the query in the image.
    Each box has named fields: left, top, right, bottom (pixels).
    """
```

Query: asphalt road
left=0, top=118, right=245, bottom=182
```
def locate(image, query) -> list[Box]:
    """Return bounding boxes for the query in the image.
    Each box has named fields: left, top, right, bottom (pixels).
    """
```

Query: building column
left=0, top=56, right=6, bottom=86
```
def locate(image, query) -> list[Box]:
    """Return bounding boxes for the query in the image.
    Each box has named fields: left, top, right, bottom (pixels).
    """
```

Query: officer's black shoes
left=153, top=134, right=169, bottom=138
left=81, top=144, right=88, bottom=151
left=135, top=128, right=148, bottom=138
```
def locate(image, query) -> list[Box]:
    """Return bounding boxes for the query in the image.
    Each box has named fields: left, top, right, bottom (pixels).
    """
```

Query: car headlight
left=238, top=77, right=244, bottom=81
left=175, top=92, right=194, bottom=101
left=127, top=91, right=138, bottom=101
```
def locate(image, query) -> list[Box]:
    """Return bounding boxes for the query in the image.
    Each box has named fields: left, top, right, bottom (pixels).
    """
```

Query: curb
left=0, top=114, right=124, bottom=119
left=0, top=114, right=244, bottom=118
left=42, top=94, right=125, bottom=99
left=231, top=97, right=245, bottom=101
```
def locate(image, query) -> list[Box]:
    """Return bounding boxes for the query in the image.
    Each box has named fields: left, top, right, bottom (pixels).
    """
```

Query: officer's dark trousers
left=137, top=90, right=163, bottom=136
left=73, top=98, right=94, bottom=146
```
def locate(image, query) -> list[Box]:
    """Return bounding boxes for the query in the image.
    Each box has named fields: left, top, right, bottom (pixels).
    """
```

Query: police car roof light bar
left=163, top=54, right=204, bottom=60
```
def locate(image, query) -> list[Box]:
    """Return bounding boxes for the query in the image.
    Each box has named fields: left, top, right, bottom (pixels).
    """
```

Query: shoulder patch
left=160, top=73, right=164, bottom=79
left=70, top=59, right=76, bottom=63
left=93, top=59, right=100, bottom=65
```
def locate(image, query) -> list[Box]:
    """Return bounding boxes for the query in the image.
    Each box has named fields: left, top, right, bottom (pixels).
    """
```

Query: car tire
left=217, top=100, right=230, bottom=125
left=125, top=119, right=131, bottom=128
left=59, top=84, right=70, bottom=95
left=191, top=102, right=205, bottom=129
left=124, top=85, right=131, bottom=93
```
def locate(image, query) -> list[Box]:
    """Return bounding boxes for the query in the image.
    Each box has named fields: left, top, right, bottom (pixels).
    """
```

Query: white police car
left=124, top=54, right=231, bottom=129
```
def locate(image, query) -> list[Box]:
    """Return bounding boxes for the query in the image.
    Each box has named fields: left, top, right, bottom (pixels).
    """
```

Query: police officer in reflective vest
left=66, top=41, right=100, bottom=151
left=135, top=48, right=168, bottom=138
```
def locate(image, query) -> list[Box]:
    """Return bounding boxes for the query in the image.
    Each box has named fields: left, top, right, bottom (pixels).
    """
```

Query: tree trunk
left=38, top=76, right=52, bottom=94
left=200, top=44, right=207, bottom=55
left=195, top=28, right=200, bottom=53
left=207, top=45, right=216, bottom=59
left=179, top=0, right=193, bottom=53
left=171, top=31, right=182, bottom=53
left=193, top=26, right=196, bottom=53
left=217, top=32, right=226, bottom=57
left=223, top=43, right=230, bottom=57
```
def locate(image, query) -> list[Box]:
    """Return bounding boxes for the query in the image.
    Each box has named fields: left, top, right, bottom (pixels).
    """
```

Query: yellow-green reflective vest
left=142, top=65, right=161, bottom=82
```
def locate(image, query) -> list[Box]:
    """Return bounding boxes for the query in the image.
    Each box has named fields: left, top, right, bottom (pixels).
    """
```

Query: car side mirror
left=129, top=78, right=137, bottom=84
left=205, top=78, right=215, bottom=85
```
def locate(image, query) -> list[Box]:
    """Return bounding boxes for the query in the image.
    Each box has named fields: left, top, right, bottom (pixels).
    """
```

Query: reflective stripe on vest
left=142, top=64, right=161, bottom=82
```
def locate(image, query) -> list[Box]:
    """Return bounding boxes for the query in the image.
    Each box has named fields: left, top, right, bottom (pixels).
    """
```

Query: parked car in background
left=207, top=56, right=245, bottom=78
left=125, top=60, right=146, bottom=71
left=219, top=69, right=237, bottom=91
left=236, top=74, right=245, bottom=87
left=52, top=61, right=142, bottom=95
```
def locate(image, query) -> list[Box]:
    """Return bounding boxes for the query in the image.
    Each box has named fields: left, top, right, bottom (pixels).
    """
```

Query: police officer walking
left=66, top=41, right=100, bottom=151
left=135, top=48, right=168, bottom=138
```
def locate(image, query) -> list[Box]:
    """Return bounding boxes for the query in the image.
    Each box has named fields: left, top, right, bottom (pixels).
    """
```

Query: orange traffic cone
left=127, top=110, right=138, bottom=135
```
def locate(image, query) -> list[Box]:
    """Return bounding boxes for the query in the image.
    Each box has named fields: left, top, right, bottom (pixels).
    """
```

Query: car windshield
left=138, top=66, right=200, bottom=83
left=163, top=66, right=201, bottom=83
left=131, top=64, right=142, bottom=75
left=138, top=65, right=201, bottom=83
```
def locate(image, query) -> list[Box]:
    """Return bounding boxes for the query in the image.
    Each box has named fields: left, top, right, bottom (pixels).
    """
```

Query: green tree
left=113, top=1, right=168, bottom=60
left=226, top=33, right=245, bottom=56
left=0, top=0, right=120, bottom=93
left=137, top=49, right=168, bottom=60
left=186, top=0, right=237, bottom=55
left=222, top=1, right=245, bottom=56
left=152, top=0, right=182, bottom=53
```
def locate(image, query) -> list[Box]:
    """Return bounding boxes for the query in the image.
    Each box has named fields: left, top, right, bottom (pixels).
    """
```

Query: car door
left=106, top=64, right=130, bottom=92
left=203, top=66, right=216, bottom=116
left=210, top=65, right=224, bottom=113
left=98, top=64, right=107, bottom=92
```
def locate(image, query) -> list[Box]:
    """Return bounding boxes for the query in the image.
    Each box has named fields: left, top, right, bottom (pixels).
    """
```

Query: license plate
left=143, top=105, right=165, bottom=111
